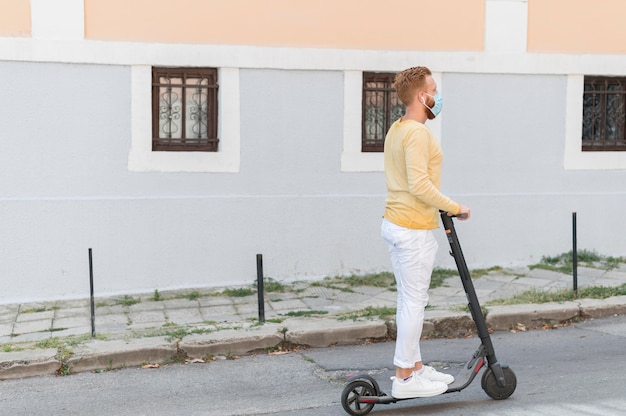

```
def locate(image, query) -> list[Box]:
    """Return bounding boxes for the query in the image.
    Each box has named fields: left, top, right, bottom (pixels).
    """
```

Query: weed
left=338, top=306, right=396, bottom=321
left=152, top=289, right=161, bottom=302
left=487, top=283, right=626, bottom=306
left=187, top=291, right=200, bottom=301
left=471, top=266, right=503, bottom=278
left=2, top=344, right=23, bottom=352
left=21, top=307, right=47, bottom=314
left=263, top=278, right=288, bottom=293
left=147, top=323, right=222, bottom=342
left=35, top=337, right=63, bottom=349
left=531, top=249, right=626, bottom=273
left=450, top=304, right=489, bottom=317
left=310, top=279, right=355, bottom=293
left=169, top=347, right=189, bottom=364
left=281, top=310, right=329, bottom=317
left=222, top=287, right=256, bottom=297
left=342, top=272, right=396, bottom=288
left=55, top=346, right=73, bottom=376
left=49, top=327, right=68, bottom=333
left=114, top=295, right=140, bottom=307
left=431, top=268, right=458, bottom=288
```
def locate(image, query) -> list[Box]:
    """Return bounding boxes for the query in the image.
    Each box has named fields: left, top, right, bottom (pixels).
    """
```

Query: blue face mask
left=422, top=92, right=443, bottom=117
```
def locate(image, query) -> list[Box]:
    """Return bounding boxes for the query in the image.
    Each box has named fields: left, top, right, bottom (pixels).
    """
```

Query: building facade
left=1, top=0, right=625, bottom=303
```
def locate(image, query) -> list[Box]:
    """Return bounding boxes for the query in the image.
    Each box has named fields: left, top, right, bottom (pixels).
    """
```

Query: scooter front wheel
left=341, top=379, right=377, bottom=416
left=481, top=366, right=517, bottom=400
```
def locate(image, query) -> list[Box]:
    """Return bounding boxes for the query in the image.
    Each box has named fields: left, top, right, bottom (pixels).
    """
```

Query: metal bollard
left=256, top=254, right=265, bottom=323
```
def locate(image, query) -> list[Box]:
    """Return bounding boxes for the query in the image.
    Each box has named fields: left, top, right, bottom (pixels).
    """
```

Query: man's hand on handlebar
left=448, top=204, right=471, bottom=221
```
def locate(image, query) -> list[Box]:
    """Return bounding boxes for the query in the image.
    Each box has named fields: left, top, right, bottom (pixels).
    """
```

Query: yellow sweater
left=383, top=119, right=460, bottom=229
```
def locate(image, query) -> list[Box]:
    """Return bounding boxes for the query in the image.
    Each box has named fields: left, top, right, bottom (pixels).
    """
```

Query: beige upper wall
left=0, top=0, right=30, bottom=37
left=84, top=0, right=485, bottom=51
left=4, top=0, right=626, bottom=55
left=528, top=0, right=626, bottom=54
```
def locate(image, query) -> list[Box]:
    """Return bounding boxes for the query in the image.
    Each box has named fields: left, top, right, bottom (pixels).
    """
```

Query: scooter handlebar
left=439, top=210, right=468, bottom=220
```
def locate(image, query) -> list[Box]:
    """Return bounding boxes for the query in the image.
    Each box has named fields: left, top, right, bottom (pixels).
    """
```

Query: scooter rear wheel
left=341, top=379, right=377, bottom=416
left=481, top=366, right=517, bottom=400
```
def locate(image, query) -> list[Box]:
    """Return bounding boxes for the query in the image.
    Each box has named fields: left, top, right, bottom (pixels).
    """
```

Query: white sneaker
left=420, top=365, right=455, bottom=385
left=391, top=373, right=448, bottom=399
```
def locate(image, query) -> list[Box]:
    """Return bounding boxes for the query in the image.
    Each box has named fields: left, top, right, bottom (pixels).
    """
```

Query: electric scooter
left=340, top=211, right=517, bottom=415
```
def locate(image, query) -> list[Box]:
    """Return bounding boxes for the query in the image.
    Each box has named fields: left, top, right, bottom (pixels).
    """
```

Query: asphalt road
left=1, top=314, right=625, bottom=416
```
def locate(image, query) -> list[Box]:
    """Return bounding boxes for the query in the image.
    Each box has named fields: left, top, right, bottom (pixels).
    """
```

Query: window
left=130, top=66, right=240, bottom=173
left=582, top=76, right=626, bottom=151
left=152, top=67, right=218, bottom=152
left=362, top=72, right=405, bottom=152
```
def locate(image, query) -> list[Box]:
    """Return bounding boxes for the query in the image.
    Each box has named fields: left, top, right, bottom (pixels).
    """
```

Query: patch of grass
left=221, top=287, right=256, bottom=297
left=338, top=306, right=396, bottom=321
left=488, top=283, right=626, bottom=306
left=21, top=307, right=48, bottom=314
left=342, top=272, right=396, bottom=288
left=450, top=304, right=489, bottom=317
left=281, top=310, right=329, bottom=317
left=311, top=272, right=396, bottom=292
left=310, top=280, right=355, bottom=293
left=431, top=268, right=458, bottom=288
left=187, top=291, right=200, bottom=301
left=2, top=344, right=23, bottom=352
left=146, top=323, right=225, bottom=342
left=530, top=249, right=626, bottom=273
left=263, top=278, right=288, bottom=293
left=49, top=327, right=68, bottom=333
left=35, top=337, right=64, bottom=349
left=471, top=266, right=503, bottom=278
left=114, top=295, right=140, bottom=307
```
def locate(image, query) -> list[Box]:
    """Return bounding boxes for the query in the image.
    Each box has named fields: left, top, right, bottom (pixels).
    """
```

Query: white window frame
left=341, top=70, right=443, bottom=172
left=128, top=66, right=240, bottom=172
left=564, top=74, right=626, bottom=170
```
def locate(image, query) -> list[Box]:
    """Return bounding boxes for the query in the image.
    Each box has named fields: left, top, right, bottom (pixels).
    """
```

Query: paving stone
left=13, top=319, right=51, bottom=335
left=198, top=296, right=233, bottom=307
left=510, top=276, right=554, bottom=288
left=54, top=307, right=90, bottom=319
left=15, top=310, right=54, bottom=323
left=162, top=298, right=200, bottom=309
left=128, top=301, right=165, bottom=312
left=0, top=306, right=19, bottom=323
left=53, top=316, right=91, bottom=329
left=9, top=331, right=52, bottom=343
left=199, top=305, right=238, bottom=322
left=267, top=298, right=308, bottom=312
left=127, top=310, right=166, bottom=324
left=166, top=308, right=204, bottom=325
left=96, top=313, right=128, bottom=325
left=527, top=268, right=569, bottom=280
left=0, top=323, right=13, bottom=337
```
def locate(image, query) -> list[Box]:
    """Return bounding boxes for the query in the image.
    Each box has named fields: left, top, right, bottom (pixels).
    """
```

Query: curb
left=1, top=301, right=624, bottom=381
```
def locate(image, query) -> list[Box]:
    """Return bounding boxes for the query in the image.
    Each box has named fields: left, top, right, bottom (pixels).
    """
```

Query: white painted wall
left=1, top=61, right=624, bottom=306
left=1, top=1, right=626, bottom=304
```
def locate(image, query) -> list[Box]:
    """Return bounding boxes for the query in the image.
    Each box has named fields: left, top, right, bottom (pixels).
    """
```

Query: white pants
left=381, top=218, right=438, bottom=369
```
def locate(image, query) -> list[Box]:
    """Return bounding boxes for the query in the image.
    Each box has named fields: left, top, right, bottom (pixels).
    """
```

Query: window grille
left=582, top=76, right=626, bottom=151
left=362, top=72, right=405, bottom=152
left=152, top=67, right=219, bottom=152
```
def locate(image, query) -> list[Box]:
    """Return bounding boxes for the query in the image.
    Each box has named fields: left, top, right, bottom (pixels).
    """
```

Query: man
left=381, top=66, right=471, bottom=399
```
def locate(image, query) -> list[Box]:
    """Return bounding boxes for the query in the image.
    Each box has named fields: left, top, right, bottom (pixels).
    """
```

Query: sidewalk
left=1, top=264, right=626, bottom=380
